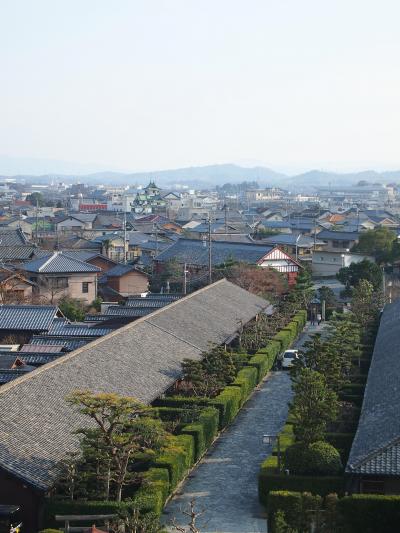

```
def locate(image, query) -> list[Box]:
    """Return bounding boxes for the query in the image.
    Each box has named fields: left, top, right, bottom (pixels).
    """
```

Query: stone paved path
left=162, top=323, right=323, bottom=533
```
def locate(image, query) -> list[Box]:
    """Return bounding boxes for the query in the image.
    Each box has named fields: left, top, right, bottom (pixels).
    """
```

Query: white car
left=281, top=349, right=299, bottom=369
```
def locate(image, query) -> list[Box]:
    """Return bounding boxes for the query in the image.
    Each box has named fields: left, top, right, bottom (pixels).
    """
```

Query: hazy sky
left=1, top=0, right=400, bottom=174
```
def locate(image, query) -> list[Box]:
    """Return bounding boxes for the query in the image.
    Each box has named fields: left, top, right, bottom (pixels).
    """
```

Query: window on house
left=82, top=282, right=89, bottom=293
left=46, top=277, right=68, bottom=289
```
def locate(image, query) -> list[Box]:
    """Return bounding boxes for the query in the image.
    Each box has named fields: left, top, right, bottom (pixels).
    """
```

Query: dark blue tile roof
left=0, top=305, right=58, bottom=331
left=347, top=299, right=400, bottom=475
left=317, top=230, right=360, bottom=241
left=154, top=238, right=273, bottom=266
left=23, top=251, right=101, bottom=273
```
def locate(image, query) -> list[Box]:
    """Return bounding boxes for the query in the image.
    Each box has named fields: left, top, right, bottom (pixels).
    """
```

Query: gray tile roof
left=0, top=246, right=37, bottom=261
left=30, top=337, right=89, bottom=351
left=104, top=264, right=138, bottom=278
left=347, top=300, right=400, bottom=475
left=23, top=252, right=101, bottom=273
left=155, top=238, right=273, bottom=266
left=46, top=320, right=114, bottom=337
left=0, top=305, right=58, bottom=331
left=316, top=230, right=360, bottom=241
left=0, top=279, right=268, bottom=490
left=0, top=228, right=28, bottom=246
left=0, top=369, right=32, bottom=384
left=261, top=234, right=325, bottom=247
left=105, top=306, right=155, bottom=318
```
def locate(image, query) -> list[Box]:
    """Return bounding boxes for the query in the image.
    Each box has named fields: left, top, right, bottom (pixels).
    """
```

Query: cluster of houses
left=0, top=178, right=399, bottom=529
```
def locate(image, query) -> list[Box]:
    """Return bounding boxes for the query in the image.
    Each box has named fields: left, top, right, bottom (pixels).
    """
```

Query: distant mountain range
left=1, top=156, right=400, bottom=190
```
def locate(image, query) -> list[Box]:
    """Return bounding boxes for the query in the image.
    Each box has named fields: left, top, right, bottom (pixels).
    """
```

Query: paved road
left=162, top=325, right=323, bottom=533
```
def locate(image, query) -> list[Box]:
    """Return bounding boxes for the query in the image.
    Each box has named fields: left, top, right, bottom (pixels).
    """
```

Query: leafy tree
left=66, top=391, right=166, bottom=501
left=26, top=191, right=45, bottom=207
left=336, top=259, right=382, bottom=290
left=150, top=258, right=182, bottom=293
left=291, top=268, right=314, bottom=309
left=352, top=226, right=396, bottom=264
left=284, top=441, right=342, bottom=476
left=290, top=369, right=339, bottom=445
left=351, top=279, right=383, bottom=335
left=58, top=297, right=86, bottom=321
left=317, top=286, right=337, bottom=308
left=293, top=315, right=360, bottom=392
left=181, top=346, right=236, bottom=397
left=223, top=263, right=286, bottom=297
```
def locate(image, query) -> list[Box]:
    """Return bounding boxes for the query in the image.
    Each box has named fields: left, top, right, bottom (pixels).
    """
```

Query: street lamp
left=262, top=434, right=281, bottom=471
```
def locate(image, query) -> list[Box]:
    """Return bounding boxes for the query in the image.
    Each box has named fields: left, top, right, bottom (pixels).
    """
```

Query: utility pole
left=223, top=202, right=228, bottom=234
left=208, top=216, right=212, bottom=285
left=154, top=223, right=159, bottom=256
left=123, top=211, right=127, bottom=264
left=183, top=262, right=188, bottom=295
left=35, top=198, right=39, bottom=244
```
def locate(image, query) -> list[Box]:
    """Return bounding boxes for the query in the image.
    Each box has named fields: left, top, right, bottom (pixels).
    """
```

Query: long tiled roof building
left=346, top=299, right=400, bottom=493
left=0, top=279, right=268, bottom=530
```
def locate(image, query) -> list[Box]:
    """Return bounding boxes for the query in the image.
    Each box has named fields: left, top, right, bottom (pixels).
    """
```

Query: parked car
left=281, top=349, right=298, bottom=369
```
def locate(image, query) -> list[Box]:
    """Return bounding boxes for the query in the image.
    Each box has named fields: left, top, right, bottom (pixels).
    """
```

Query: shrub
left=325, top=432, right=354, bottom=462
left=181, top=422, right=206, bottom=461
left=284, top=442, right=342, bottom=476
left=211, top=386, right=242, bottom=428
left=273, top=330, right=293, bottom=351
left=338, top=494, right=400, bottom=533
left=256, top=340, right=281, bottom=358
left=267, top=490, right=322, bottom=533
left=154, top=437, right=190, bottom=489
left=267, top=490, right=303, bottom=531
left=198, top=407, right=219, bottom=447
left=134, top=470, right=168, bottom=516
left=258, top=471, right=344, bottom=507
left=43, top=500, right=136, bottom=529
left=231, top=366, right=258, bottom=404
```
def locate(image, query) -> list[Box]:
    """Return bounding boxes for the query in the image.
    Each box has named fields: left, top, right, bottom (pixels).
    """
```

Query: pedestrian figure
left=317, top=313, right=322, bottom=325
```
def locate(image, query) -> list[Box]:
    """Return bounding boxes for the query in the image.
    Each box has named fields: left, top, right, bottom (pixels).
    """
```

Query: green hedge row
left=212, top=386, right=242, bottom=428
left=181, top=407, right=219, bottom=460
left=267, top=490, right=322, bottom=533
left=231, top=366, right=258, bottom=404
left=259, top=470, right=345, bottom=506
left=43, top=500, right=136, bottom=528
left=154, top=434, right=195, bottom=490
left=266, top=492, right=400, bottom=533
left=338, top=494, right=400, bottom=533
left=134, top=467, right=170, bottom=516
left=325, top=432, right=354, bottom=463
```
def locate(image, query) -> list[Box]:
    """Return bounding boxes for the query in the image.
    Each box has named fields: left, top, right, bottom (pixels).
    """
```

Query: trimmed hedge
left=267, top=490, right=322, bottom=533
left=258, top=470, right=345, bottom=506
left=231, top=366, right=258, bottom=404
left=256, top=340, right=281, bottom=358
left=338, top=494, right=400, bottom=533
left=273, top=330, right=293, bottom=351
left=133, top=467, right=170, bottom=515
left=211, top=386, right=242, bottom=428
left=43, top=500, right=136, bottom=528
left=247, top=353, right=273, bottom=382
left=341, top=383, right=366, bottom=396
left=181, top=407, right=219, bottom=460
left=154, top=435, right=192, bottom=490
left=284, top=441, right=342, bottom=476
left=326, top=432, right=354, bottom=462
